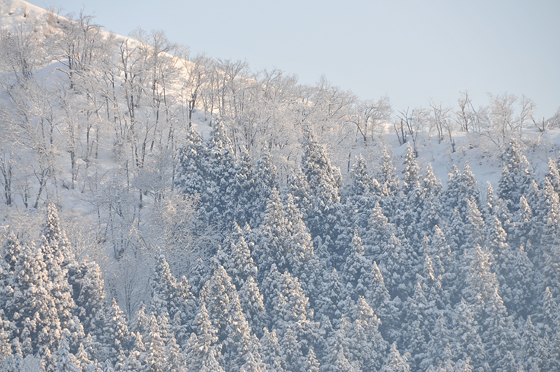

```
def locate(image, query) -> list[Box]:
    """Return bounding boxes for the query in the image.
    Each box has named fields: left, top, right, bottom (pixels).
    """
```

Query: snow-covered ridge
left=0, top=0, right=48, bottom=28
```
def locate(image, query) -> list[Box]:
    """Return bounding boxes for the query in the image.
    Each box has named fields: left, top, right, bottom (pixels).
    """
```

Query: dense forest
left=1, top=2, right=560, bottom=371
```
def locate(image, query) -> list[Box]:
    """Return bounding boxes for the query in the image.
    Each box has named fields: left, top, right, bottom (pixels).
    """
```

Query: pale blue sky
left=30, top=0, right=560, bottom=119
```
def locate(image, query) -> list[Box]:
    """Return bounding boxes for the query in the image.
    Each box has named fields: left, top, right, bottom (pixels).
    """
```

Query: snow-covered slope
left=0, top=0, right=48, bottom=29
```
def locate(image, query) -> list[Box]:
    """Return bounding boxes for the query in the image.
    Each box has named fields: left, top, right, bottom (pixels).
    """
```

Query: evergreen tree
left=452, top=299, right=487, bottom=370
left=540, top=287, right=560, bottom=369
left=402, top=144, right=420, bottom=196
left=53, top=332, right=81, bottom=372
left=0, top=311, right=13, bottom=365
left=540, top=178, right=560, bottom=296
left=41, top=204, right=85, bottom=350
left=381, top=343, right=410, bottom=372
left=103, top=298, right=131, bottom=362
left=442, top=163, right=480, bottom=220
left=346, top=155, right=376, bottom=234
left=223, top=295, right=256, bottom=372
left=251, top=152, right=278, bottom=228
left=295, top=136, right=342, bottom=242
left=222, top=223, right=258, bottom=289
left=73, top=260, right=107, bottom=351
left=376, top=148, right=399, bottom=199
left=520, top=317, right=540, bottom=372
left=512, top=195, right=535, bottom=248
left=176, top=126, right=206, bottom=197
left=200, top=264, right=238, bottom=342
left=342, top=230, right=376, bottom=305
left=305, top=347, right=321, bottom=372
left=314, top=268, right=343, bottom=320
left=280, top=326, right=305, bottom=372
left=259, top=328, right=284, bottom=372
left=4, top=240, right=62, bottom=359
left=400, top=283, right=430, bottom=370
left=185, top=302, right=223, bottom=372
left=349, top=297, right=387, bottom=371
left=417, top=164, right=444, bottom=234
left=422, top=312, right=452, bottom=370
left=498, top=138, right=534, bottom=212
left=271, top=271, right=316, bottom=344
left=238, top=276, right=266, bottom=338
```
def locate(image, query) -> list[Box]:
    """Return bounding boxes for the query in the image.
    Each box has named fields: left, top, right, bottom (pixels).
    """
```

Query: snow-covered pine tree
left=259, top=328, right=284, bottom=372
left=41, top=204, right=85, bottom=351
left=349, top=296, right=387, bottom=371
left=199, top=264, right=238, bottom=343
left=185, top=302, right=223, bottom=372
left=53, top=332, right=81, bottom=372
left=345, top=155, right=376, bottom=234
left=295, top=136, right=342, bottom=245
left=498, top=138, right=534, bottom=213
left=381, top=342, right=410, bottom=372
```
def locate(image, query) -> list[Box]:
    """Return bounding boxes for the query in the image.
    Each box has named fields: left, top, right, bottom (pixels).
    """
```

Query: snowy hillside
left=0, top=1, right=560, bottom=371
left=0, top=0, right=46, bottom=28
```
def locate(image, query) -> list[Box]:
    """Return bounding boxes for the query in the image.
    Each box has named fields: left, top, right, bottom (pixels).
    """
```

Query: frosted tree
left=539, top=178, right=560, bottom=296
left=417, top=164, right=444, bottom=234
left=511, top=195, right=535, bottom=248
left=271, top=271, right=316, bottom=344
left=520, top=317, right=540, bottom=371
left=498, top=138, right=534, bottom=212
left=279, top=325, right=306, bottom=372
left=222, top=223, right=258, bottom=289
left=251, top=153, right=278, bottom=228
left=480, top=288, right=520, bottom=371
left=102, top=298, right=131, bottom=362
left=402, top=144, right=421, bottom=197
left=40, top=204, right=84, bottom=350
left=422, top=312, right=452, bottom=370
left=240, top=347, right=269, bottom=372
left=376, top=147, right=399, bottom=199
left=346, top=155, right=376, bottom=233
left=342, top=230, right=375, bottom=306
left=305, top=347, right=320, bottom=372
left=451, top=299, right=487, bottom=370
left=381, top=343, right=410, bottom=372
left=222, top=295, right=256, bottom=372
left=53, top=332, right=81, bottom=372
left=349, top=297, right=387, bottom=371
left=400, top=283, right=430, bottom=370
left=253, top=190, right=314, bottom=281
left=281, top=193, right=315, bottom=280
left=253, top=188, right=286, bottom=278
left=294, top=136, right=342, bottom=243
left=366, top=261, right=399, bottom=337
left=238, top=276, right=266, bottom=338
left=505, top=246, right=536, bottom=317
left=73, top=260, right=107, bottom=351
left=392, top=145, right=421, bottom=241
left=540, top=287, right=560, bottom=369
left=185, top=302, right=223, bottom=372
left=314, top=268, right=343, bottom=320
left=3, top=239, right=63, bottom=360
left=149, top=254, right=197, bottom=344
left=259, top=328, right=284, bottom=372
left=0, top=311, right=13, bottom=365
left=442, top=164, right=480, bottom=220
left=176, top=127, right=206, bottom=196
left=424, top=226, right=454, bottom=304
left=200, top=121, right=238, bottom=225
left=199, top=264, right=238, bottom=342
left=135, top=312, right=184, bottom=372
